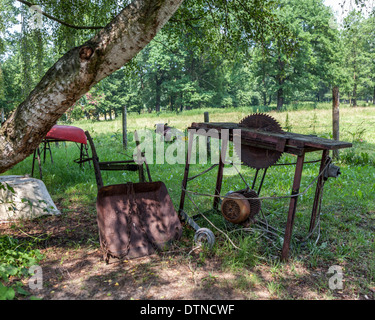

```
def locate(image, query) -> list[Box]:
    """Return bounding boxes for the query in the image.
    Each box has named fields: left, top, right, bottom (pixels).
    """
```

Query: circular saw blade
left=235, top=113, right=284, bottom=169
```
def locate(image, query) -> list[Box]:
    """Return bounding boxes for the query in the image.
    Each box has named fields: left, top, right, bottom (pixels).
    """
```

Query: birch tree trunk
left=0, top=0, right=184, bottom=174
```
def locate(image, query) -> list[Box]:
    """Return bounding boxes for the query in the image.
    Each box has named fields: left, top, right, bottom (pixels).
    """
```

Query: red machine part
left=46, top=125, right=87, bottom=145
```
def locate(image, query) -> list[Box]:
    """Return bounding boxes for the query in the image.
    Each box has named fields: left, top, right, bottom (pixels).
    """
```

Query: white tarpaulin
left=0, top=175, right=61, bottom=223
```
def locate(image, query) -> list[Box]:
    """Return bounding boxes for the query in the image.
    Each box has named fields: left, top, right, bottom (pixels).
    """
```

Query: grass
left=1, top=102, right=375, bottom=299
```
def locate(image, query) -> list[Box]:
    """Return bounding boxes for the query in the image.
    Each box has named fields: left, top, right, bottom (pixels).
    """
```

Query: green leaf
left=16, top=286, right=30, bottom=296
left=5, top=183, right=15, bottom=193
left=0, top=283, right=15, bottom=300
left=0, top=264, right=18, bottom=279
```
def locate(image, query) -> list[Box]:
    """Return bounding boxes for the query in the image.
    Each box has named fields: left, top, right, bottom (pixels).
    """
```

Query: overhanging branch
left=17, top=0, right=104, bottom=30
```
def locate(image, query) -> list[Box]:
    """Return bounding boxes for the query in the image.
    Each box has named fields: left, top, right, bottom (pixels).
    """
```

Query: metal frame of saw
left=179, top=119, right=352, bottom=261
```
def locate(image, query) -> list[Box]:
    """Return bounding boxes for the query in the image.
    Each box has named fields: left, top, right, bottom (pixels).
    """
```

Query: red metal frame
left=31, top=125, right=89, bottom=179
left=45, top=125, right=87, bottom=145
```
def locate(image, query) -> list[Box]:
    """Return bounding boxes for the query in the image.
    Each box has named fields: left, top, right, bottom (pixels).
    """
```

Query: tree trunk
left=277, top=87, right=284, bottom=111
left=179, top=92, right=183, bottom=112
left=262, top=91, right=267, bottom=106
left=332, top=86, right=340, bottom=159
left=352, top=80, right=357, bottom=107
left=0, top=0, right=184, bottom=174
left=261, top=59, right=267, bottom=106
left=276, top=55, right=285, bottom=111
left=268, top=95, right=272, bottom=106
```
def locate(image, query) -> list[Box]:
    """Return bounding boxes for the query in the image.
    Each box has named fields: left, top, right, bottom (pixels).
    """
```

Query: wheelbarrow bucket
left=96, top=181, right=182, bottom=263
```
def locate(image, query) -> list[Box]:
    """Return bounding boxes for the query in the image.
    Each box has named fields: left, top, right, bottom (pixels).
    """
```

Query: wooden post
left=122, top=106, right=127, bottom=150
left=332, top=86, right=340, bottom=159
left=213, top=134, right=228, bottom=211
left=281, top=152, right=305, bottom=261
left=204, top=112, right=210, bottom=157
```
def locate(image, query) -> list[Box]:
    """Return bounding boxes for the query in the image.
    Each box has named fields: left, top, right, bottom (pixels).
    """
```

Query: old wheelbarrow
left=86, top=131, right=182, bottom=263
left=97, top=182, right=182, bottom=263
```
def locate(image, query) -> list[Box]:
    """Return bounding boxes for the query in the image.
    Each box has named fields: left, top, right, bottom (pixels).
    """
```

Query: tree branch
left=0, top=0, right=184, bottom=173
left=17, top=0, right=104, bottom=30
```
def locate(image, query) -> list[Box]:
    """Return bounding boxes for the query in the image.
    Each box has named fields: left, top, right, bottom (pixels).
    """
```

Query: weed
left=234, top=271, right=260, bottom=291
left=0, top=235, right=44, bottom=300
left=267, top=281, right=284, bottom=298
left=284, top=113, right=292, bottom=132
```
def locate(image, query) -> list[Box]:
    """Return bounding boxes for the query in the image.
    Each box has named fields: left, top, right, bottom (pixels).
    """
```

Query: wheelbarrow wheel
left=194, top=228, right=215, bottom=249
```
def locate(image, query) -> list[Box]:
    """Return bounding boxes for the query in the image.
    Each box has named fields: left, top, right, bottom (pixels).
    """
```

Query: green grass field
left=2, top=103, right=375, bottom=299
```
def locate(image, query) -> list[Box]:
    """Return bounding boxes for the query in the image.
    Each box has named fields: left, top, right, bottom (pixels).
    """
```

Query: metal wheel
left=194, top=228, right=215, bottom=249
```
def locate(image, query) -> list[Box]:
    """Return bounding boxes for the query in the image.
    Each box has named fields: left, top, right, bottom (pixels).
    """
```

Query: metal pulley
left=194, top=228, right=215, bottom=248
left=324, top=163, right=341, bottom=180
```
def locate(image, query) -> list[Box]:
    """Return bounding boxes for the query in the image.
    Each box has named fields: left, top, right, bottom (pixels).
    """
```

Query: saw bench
left=179, top=114, right=352, bottom=260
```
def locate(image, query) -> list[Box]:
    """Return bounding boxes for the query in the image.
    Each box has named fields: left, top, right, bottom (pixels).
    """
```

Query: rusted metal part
left=240, top=189, right=261, bottom=222
left=178, top=129, right=195, bottom=219
left=31, top=147, right=43, bottom=180
left=309, top=150, right=329, bottom=234
left=43, top=140, right=53, bottom=164
left=85, top=131, right=104, bottom=189
left=85, top=130, right=151, bottom=189
left=31, top=136, right=90, bottom=179
left=213, top=136, right=228, bottom=211
left=281, top=152, right=305, bottom=261
left=221, top=193, right=251, bottom=224
left=190, top=121, right=352, bottom=152
left=256, top=168, right=268, bottom=195
left=181, top=115, right=352, bottom=261
left=96, top=181, right=182, bottom=263
left=221, top=189, right=261, bottom=225
left=236, top=114, right=284, bottom=169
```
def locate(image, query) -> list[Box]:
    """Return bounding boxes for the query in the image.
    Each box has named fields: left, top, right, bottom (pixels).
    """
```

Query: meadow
left=1, top=103, right=375, bottom=300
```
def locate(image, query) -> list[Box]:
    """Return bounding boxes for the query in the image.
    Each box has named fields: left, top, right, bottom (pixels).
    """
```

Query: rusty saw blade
left=235, top=113, right=284, bottom=169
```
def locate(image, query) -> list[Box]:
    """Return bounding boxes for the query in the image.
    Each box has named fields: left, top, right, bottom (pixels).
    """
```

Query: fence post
left=204, top=111, right=210, bottom=156
left=122, top=105, right=127, bottom=150
left=332, top=86, right=340, bottom=159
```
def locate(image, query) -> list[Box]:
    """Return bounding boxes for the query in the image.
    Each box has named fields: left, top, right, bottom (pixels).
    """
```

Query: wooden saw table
left=179, top=121, right=352, bottom=260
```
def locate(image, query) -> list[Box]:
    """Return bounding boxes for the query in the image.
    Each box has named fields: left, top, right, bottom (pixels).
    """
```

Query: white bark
left=0, top=0, right=184, bottom=174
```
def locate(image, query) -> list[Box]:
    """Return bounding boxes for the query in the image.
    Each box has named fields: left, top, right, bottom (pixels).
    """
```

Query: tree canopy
left=0, top=0, right=374, bottom=173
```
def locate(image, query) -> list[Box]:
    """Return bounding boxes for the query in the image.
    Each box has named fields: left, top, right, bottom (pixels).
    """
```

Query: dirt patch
left=0, top=204, right=368, bottom=300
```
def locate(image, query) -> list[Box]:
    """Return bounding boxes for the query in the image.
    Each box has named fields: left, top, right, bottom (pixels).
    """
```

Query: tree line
left=0, top=0, right=374, bottom=123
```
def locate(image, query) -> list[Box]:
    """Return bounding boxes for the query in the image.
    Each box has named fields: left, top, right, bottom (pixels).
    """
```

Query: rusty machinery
left=178, top=113, right=352, bottom=260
